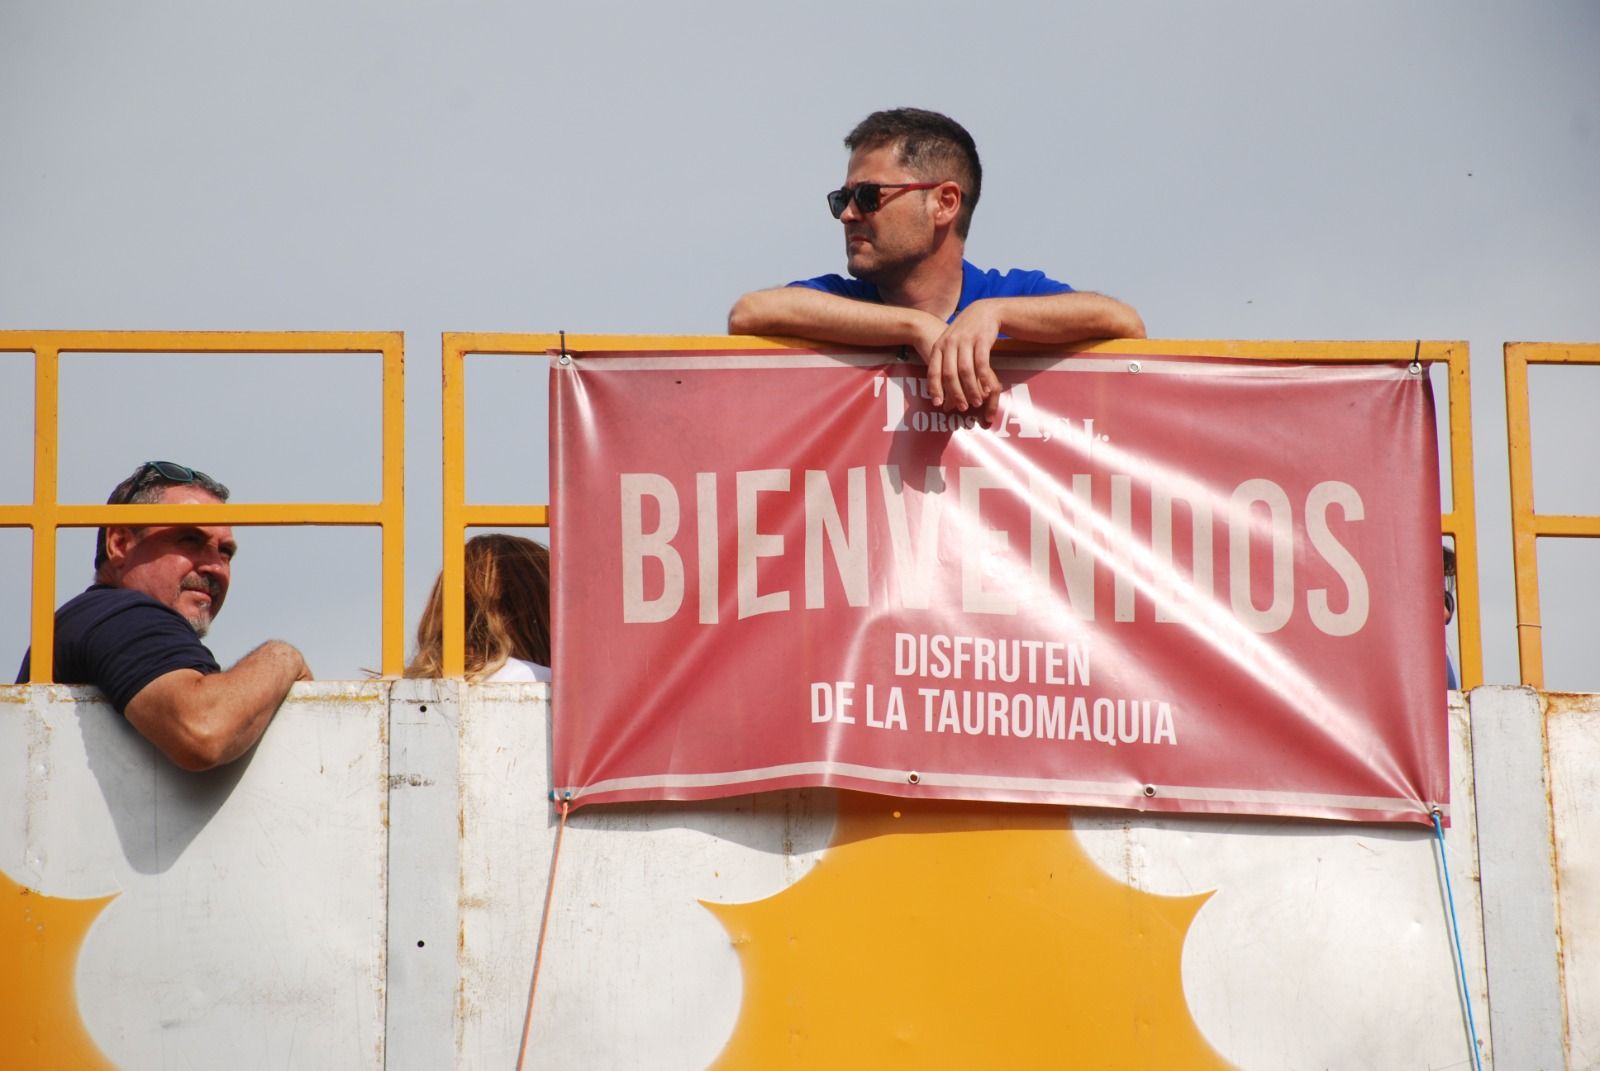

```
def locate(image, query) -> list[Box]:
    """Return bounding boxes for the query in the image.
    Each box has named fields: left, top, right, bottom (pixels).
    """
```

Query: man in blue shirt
left=729, top=107, right=1145, bottom=422
left=17, top=461, right=312, bottom=770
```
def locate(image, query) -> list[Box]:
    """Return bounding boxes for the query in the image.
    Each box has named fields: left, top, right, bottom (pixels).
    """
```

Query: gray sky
left=3, top=1, right=1597, bottom=688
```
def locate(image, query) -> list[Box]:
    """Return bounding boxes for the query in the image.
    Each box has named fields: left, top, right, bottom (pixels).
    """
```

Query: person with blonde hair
left=406, top=533, right=552, bottom=682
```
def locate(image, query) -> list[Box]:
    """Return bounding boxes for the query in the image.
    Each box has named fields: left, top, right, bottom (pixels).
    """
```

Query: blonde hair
left=405, top=534, right=552, bottom=682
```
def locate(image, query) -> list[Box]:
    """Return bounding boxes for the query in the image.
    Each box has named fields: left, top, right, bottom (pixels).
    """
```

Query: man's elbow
left=156, top=704, right=281, bottom=770
left=728, top=288, right=801, bottom=336
left=1094, top=297, right=1145, bottom=340
left=727, top=293, right=763, bottom=335
left=1119, top=307, right=1147, bottom=339
left=166, top=745, right=227, bottom=773
left=125, top=672, right=272, bottom=772
left=153, top=726, right=236, bottom=772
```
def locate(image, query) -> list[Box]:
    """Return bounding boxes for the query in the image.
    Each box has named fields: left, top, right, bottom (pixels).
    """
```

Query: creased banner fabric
left=551, top=349, right=1447, bottom=825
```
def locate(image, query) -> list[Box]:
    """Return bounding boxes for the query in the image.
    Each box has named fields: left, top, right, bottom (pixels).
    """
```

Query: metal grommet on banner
left=1128, top=361, right=1142, bottom=374
left=906, top=771, right=921, bottom=785
left=1408, top=339, right=1422, bottom=376
left=1142, top=784, right=1157, bottom=798
left=558, top=329, right=572, bottom=366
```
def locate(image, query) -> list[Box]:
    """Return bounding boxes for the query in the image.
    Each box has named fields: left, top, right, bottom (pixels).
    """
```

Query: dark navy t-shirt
left=16, top=585, right=221, bottom=713
left=788, top=259, right=1073, bottom=321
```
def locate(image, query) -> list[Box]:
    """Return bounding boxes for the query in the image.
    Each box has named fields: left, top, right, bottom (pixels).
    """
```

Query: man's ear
left=932, top=181, right=963, bottom=227
left=103, top=526, right=139, bottom=573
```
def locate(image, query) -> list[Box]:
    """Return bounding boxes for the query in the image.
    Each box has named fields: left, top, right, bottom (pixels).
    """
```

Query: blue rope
left=1432, top=810, right=1486, bottom=1071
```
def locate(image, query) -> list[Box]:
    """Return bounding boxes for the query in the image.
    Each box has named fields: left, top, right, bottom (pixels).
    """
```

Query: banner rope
left=1431, top=809, right=1485, bottom=1071
left=517, top=795, right=572, bottom=1071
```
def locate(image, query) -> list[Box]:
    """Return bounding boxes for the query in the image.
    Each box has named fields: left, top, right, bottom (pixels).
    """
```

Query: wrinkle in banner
left=550, top=350, right=1447, bottom=825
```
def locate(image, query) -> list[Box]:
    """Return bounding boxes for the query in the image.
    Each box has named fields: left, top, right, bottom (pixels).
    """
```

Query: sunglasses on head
left=826, top=181, right=945, bottom=219
left=142, top=460, right=214, bottom=486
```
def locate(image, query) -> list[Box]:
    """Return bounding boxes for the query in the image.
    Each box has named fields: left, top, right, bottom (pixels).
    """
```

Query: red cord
left=517, top=798, right=570, bottom=1070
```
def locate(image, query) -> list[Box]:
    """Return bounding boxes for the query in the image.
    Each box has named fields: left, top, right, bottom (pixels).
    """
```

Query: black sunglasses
left=142, top=460, right=215, bottom=486
left=826, top=181, right=944, bottom=219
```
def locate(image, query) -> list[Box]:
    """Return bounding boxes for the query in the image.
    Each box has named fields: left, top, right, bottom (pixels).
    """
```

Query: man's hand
left=923, top=300, right=1005, bottom=420
left=124, top=639, right=312, bottom=771
left=923, top=293, right=1148, bottom=421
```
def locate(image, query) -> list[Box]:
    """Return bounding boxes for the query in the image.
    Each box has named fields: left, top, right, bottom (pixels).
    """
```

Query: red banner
left=551, top=348, right=1448, bottom=825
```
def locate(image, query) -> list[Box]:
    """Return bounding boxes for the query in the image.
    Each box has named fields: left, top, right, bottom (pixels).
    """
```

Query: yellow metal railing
left=1504, top=342, right=1600, bottom=687
left=439, top=333, right=794, bottom=675
left=441, top=335, right=1481, bottom=688
left=0, top=331, right=407, bottom=682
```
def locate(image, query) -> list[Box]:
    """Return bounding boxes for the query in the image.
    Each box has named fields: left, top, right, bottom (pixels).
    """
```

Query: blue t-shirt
left=16, top=584, right=221, bottom=712
left=789, top=259, right=1073, bottom=322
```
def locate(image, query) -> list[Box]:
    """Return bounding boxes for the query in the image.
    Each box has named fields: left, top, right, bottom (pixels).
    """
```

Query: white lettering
left=1112, top=474, right=1135, bottom=622
left=960, top=466, right=1018, bottom=615
left=620, top=473, right=683, bottom=623
left=1038, top=696, right=1066, bottom=739
left=1093, top=698, right=1118, bottom=746
left=883, top=686, right=908, bottom=730
left=1069, top=697, right=1092, bottom=740
left=1029, top=473, right=1096, bottom=619
left=1153, top=703, right=1178, bottom=744
left=695, top=472, right=718, bottom=624
left=810, top=682, right=832, bottom=723
left=1152, top=479, right=1215, bottom=623
left=736, top=469, right=789, bottom=619
left=992, top=383, right=1047, bottom=440
left=1305, top=481, right=1369, bottom=637
left=1229, top=478, right=1294, bottom=633
left=805, top=468, right=868, bottom=609
left=880, top=466, right=947, bottom=610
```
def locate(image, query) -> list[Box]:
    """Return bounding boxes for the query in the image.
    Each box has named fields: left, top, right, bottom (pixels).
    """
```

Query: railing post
left=1504, top=344, right=1544, bottom=687
left=28, top=345, right=60, bottom=684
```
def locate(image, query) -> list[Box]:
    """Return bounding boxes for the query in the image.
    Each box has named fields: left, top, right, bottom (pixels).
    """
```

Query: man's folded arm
left=976, top=290, right=1146, bottom=344
left=928, top=291, right=1147, bottom=419
left=123, top=640, right=312, bottom=771
left=728, top=287, right=946, bottom=350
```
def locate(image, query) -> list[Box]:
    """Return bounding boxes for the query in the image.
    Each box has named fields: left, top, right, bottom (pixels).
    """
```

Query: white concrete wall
left=5, top=684, right=1589, bottom=1068
left=472, top=691, right=1491, bottom=1070
left=1, top=682, right=389, bottom=1070
left=1547, top=695, right=1600, bottom=1068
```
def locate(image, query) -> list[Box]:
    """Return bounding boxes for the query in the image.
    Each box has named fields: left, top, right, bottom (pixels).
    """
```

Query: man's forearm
left=982, top=291, right=1146, bottom=343
left=729, top=287, right=942, bottom=348
left=125, top=640, right=311, bottom=771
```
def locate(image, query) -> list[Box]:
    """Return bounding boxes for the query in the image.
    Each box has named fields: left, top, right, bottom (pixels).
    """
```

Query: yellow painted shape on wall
left=704, top=794, right=1232, bottom=1070
left=1, top=871, right=118, bottom=1070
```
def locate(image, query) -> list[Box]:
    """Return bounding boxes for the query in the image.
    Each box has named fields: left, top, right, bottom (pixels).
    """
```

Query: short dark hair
left=845, top=108, right=982, bottom=239
left=95, top=461, right=231, bottom=571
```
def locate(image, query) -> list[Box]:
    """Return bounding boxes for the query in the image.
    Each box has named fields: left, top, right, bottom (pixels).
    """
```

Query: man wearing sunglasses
left=17, top=461, right=312, bottom=771
left=729, top=108, right=1144, bottom=422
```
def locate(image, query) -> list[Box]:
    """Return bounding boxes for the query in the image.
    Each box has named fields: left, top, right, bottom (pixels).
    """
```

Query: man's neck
left=873, top=239, right=966, bottom=320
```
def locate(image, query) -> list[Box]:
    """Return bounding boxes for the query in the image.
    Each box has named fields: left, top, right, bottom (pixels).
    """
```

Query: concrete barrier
left=5, top=683, right=1583, bottom=1068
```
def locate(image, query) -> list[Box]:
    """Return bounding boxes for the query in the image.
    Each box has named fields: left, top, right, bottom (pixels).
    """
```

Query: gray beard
left=186, top=613, right=212, bottom=639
